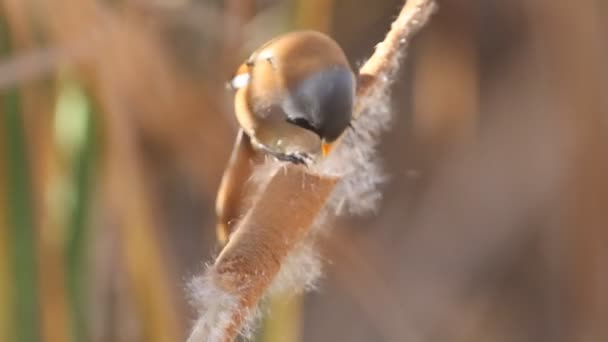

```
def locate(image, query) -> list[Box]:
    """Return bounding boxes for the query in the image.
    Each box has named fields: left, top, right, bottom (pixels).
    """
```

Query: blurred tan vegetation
left=1, top=0, right=607, bottom=342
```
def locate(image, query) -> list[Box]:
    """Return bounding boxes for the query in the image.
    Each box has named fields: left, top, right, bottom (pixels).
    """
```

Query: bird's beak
left=321, top=141, right=333, bottom=157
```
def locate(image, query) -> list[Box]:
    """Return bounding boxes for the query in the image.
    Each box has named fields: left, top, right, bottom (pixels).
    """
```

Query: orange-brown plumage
left=217, top=30, right=355, bottom=243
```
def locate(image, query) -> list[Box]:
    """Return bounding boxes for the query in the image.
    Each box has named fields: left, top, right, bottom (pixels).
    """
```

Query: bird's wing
left=215, top=128, right=258, bottom=244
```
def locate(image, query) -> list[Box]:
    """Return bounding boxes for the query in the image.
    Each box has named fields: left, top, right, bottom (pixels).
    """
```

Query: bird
left=216, top=30, right=356, bottom=244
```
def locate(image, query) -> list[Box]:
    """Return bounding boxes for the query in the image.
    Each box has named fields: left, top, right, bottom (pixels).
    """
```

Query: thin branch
left=355, top=0, right=437, bottom=118
left=188, top=1, right=436, bottom=341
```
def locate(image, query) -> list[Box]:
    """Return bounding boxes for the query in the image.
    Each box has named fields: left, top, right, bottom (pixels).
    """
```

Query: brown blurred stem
left=200, top=1, right=436, bottom=341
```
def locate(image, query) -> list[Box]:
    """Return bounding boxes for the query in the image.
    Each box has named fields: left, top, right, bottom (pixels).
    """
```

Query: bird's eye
left=286, top=117, right=321, bottom=136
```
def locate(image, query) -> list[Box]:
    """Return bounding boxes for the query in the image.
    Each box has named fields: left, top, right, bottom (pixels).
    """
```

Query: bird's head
left=228, top=31, right=355, bottom=164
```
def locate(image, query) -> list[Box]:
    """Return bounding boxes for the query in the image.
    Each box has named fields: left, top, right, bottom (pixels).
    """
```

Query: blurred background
left=1, top=0, right=607, bottom=341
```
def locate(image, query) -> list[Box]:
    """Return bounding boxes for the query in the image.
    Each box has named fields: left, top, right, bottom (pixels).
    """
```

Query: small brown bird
left=216, top=30, right=355, bottom=243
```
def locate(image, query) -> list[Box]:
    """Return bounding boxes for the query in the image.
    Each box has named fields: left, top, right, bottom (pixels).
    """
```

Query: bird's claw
left=274, top=151, right=313, bottom=166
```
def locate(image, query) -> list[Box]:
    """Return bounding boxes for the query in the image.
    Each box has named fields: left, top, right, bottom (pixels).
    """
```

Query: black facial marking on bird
left=286, top=117, right=320, bottom=137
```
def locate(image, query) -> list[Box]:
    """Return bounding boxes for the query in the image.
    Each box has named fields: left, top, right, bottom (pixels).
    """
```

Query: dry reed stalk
left=412, top=1, right=479, bottom=150
left=524, top=1, right=608, bottom=340
left=99, top=83, right=184, bottom=342
left=0, top=96, right=12, bottom=342
left=355, top=0, right=437, bottom=117
left=188, top=1, right=436, bottom=341
left=4, top=3, right=76, bottom=341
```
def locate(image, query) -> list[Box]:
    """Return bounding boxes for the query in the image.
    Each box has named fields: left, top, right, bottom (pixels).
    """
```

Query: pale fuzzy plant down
left=187, top=271, right=261, bottom=342
left=266, top=236, right=323, bottom=295
left=317, top=71, right=395, bottom=216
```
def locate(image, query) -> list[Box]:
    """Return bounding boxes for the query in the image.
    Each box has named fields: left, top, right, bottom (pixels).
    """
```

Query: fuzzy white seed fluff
left=187, top=270, right=261, bottom=342
left=267, top=236, right=322, bottom=296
